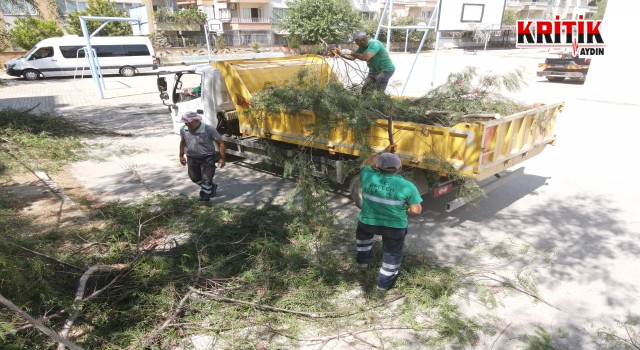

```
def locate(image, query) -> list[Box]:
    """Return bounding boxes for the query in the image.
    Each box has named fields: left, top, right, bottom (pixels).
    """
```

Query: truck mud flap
left=446, top=167, right=525, bottom=212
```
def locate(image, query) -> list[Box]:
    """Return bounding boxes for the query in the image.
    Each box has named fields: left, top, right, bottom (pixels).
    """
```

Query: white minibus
left=4, top=35, right=158, bottom=80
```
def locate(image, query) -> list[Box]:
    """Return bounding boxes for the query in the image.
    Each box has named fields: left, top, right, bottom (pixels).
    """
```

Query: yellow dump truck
left=157, top=55, right=562, bottom=211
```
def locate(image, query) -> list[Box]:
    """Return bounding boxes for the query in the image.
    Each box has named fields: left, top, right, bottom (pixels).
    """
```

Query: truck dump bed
left=213, top=55, right=561, bottom=181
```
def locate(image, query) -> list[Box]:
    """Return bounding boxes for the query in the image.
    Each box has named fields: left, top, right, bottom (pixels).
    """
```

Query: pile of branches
left=247, top=66, right=530, bottom=132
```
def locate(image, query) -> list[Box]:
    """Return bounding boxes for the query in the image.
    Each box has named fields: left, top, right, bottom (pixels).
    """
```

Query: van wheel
left=349, top=176, right=363, bottom=209
left=120, top=66, right=136, bottom=77
left=23, top=69, right=40, bottom=81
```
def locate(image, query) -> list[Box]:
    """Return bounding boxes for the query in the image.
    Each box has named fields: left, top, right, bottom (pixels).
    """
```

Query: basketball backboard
left=207, top=19, right=223, bottom=35
left=437, top=0, right=506, bottom=31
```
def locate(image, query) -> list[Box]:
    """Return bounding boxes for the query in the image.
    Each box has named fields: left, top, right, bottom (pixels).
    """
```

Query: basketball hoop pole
left=204, top=20, right=213, bottom=62
left=399, top=0, right=440, bottom=96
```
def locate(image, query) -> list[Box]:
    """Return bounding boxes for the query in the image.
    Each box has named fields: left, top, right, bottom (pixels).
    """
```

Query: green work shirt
left=358, top=166, right=422, bottom=228
left=355, top=39, right=396, bottom=73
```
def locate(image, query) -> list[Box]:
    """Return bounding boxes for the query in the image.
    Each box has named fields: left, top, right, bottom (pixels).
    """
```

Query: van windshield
left=24, top=46, right=38, bottom=58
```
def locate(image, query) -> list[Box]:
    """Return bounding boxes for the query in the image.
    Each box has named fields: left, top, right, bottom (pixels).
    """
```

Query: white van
left=4, top=35, right=158, bottom=80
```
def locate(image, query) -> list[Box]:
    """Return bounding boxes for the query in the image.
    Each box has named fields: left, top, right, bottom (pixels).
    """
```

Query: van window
left=96, top=45, right=125, bottom=57
left=59, top=44, right=150, bottom=59
left=60, top=46, right=86, bottom=59
left=30, top=47, right=54, bottom=60
left=123, top=45, right=150, bottom=56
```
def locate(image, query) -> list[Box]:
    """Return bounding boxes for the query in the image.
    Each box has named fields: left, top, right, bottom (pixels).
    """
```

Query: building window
left=57, top=0, right=88, bottom=15
left=272, top=8, right=286, bottom=19
left=361, top=11, right=374, bottom=19
left=219, top=8, right=231, bottom=20
left=241, top=7, right=263, bottom=22
left=1, top=0, right=37, bottom=15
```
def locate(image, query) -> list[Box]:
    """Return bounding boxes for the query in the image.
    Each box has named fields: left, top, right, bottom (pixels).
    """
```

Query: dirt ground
left=5, top=166, right=97, bottom=232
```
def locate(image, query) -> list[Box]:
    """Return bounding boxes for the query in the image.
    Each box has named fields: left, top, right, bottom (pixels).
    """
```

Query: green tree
left=274, top=0, right=362, bottom=44
left=65, top=0, right=132, bottom=36
left=173, top=6, right=207, bottom=24
left=502, top=9, right=518, bottom=25
left=594, top=0, right=607, bottom=19
left=8, top=16, right=63, bottom=50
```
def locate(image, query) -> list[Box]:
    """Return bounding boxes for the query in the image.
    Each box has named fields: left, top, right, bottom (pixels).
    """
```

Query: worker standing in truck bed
left=340, top=31, right=396, bottom=93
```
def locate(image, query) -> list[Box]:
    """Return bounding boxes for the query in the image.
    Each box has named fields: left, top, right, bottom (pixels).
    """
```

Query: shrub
left=8, top=17, right=63, bottom=50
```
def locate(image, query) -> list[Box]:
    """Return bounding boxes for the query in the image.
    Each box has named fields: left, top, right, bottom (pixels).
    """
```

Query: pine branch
left=0, top=292, right=84, bottom=350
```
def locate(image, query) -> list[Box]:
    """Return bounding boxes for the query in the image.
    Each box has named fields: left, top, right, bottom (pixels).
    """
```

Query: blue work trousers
left=356, top=221, right=407, bottom=289
left=362, top=70, right=395, bottom=93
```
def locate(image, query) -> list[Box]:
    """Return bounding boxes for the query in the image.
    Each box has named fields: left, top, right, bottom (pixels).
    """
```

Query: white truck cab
left=157, top=65, right=236, bottom=135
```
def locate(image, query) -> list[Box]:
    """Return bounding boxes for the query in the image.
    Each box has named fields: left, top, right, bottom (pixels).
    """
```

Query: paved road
left=1, top=49, right=638, bottom=349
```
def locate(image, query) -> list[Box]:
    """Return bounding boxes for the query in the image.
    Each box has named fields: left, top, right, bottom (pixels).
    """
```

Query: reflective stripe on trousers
left=355, top=221, right=407, bottom=289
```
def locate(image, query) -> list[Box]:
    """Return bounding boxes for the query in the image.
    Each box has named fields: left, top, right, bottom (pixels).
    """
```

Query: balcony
left=231, top=17, right=271, bottom=24
left=521, top=1, right=550, bottom=10
left=226, top=17, right=272, bottom=31
left=404, top=0, right=437, bottom=8
left=176, top=0, right=196, bottom=6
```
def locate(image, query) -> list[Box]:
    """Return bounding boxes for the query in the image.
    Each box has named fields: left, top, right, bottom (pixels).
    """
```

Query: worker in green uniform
left=356, top=152, right=423, bottom=291
left=340, top=31, right=396, bottom=93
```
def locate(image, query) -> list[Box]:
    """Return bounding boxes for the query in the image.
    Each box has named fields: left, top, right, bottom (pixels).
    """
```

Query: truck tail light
left=152, top=55, right=158, bottom=65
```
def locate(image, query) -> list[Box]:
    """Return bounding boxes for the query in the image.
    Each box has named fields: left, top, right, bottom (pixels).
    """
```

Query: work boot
left=199, top=190, right=210, bottom=202
left=211, top=183, right=218, bottom=197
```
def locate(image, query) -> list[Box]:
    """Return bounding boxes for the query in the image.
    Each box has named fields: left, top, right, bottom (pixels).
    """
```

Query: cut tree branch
left=6, top=241, right=84, bottom=270
left=57, top=246, right=155, bottom=350
left=475, top=273, right=561, bottom=311
left=0, top=292, right=84, bottom=350
left=190, top=288, right=404, bottom=318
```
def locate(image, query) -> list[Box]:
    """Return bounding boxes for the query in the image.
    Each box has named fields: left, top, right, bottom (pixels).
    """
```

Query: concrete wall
left=0, top=51, right=26, bottom=66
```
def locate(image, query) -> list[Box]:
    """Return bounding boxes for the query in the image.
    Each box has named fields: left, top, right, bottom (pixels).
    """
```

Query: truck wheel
left=119, top=66, right=136, bottom=77
left=23, top=69, right=40, bottom=81
left=546, top=77, right=565, bottom=82
left=349, top=176, right=363, bottom=209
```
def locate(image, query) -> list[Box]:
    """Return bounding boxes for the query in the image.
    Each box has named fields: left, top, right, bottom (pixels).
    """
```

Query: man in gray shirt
left=179, top=111, right=226, bottom=201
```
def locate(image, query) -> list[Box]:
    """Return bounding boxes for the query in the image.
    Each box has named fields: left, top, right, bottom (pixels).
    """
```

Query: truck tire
left=546, top=77, right=565, bottom=82
left=23, top=69, right=40, bottom=81
left=119, top=66, right=136, bottom=77
left=349, top=176, right=363, bottom=209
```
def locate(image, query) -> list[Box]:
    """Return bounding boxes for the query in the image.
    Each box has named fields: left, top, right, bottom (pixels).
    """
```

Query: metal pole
left=386, top=0, right=394, bottom=50
left=400, top=28, right=428, bottom=96
left=79, top=16, right=141, bottom=99
left=375, top=0, right=390, bottom=40
left=204, top=22, right=212, bottom=62
left=405, top=29, right=409, bottom=53
left=431, top=31, right=441, bottom=89
left=400, top=0, right=439, bottom=96
left=80, top=17, right=104, bottom=99
left=91, top=21, right=111, bottom=37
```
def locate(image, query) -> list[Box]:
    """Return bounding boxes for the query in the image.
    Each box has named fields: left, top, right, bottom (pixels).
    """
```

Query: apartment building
left=505, top=0, right=598, bottom=20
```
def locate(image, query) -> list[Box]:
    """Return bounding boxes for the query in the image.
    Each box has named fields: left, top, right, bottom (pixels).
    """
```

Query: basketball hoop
left=207, top=19, right=223, bottom=35
left=437, top=0, right=505, bottom=31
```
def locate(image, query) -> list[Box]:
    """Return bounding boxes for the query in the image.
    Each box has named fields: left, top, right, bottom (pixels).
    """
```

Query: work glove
left=341, top=49, right=352, bottom=55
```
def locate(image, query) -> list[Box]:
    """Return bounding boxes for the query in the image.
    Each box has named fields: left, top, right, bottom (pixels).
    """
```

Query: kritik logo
left=516, top=15, right=605, bottom=56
